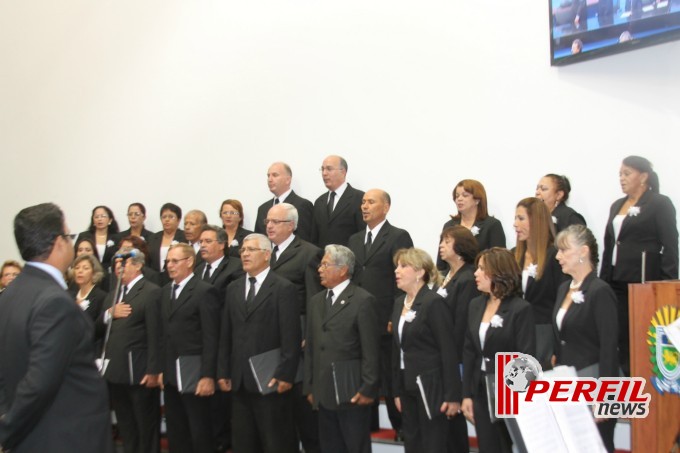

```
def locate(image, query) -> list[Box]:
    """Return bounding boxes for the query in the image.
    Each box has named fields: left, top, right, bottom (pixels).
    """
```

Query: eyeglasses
left=93, top=214, right=109, bottom=219
left=61, top=233, right=77, bottom=241
left=221, top=211, right=240, bottom=216
left=127, top=212, right=144, bottom=218
left=165, top=257, right=190, bottom=266
left=263, top=219, right=292, bottom=226
left=239, top=247, right=267, bottom=255
left=318, top=262, right=343, bottom=269
left=319, top=166, right=339, bottom=173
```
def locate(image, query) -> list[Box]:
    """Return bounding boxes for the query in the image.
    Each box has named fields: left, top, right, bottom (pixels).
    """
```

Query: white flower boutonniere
left=471, top=226, right=480, bottom=236
left=106, top=239, right=114, bottom=247
left=571, top=291, right=585, bottom=304
left=436, top=287, right=448, bottom=298
left=552, top=216, right=558, bottom=224
left=230, top=239, right=239, bottom=247
left=171, top=240, right=179, bottom=246
left=527, top=263, right=538, bottom=279
left=490, top=314, right=503, bottom=328
left=79, top=299, right=90, bottom=311
left=404, top=310, right=417, bottom=323
left=627, top=206, right=640, bottom=217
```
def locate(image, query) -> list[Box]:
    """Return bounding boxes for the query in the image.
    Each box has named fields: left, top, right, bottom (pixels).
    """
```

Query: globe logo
left=504, top=355, right=542, bottom=393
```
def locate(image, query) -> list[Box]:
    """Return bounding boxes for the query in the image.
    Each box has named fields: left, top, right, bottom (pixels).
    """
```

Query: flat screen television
left=550, top=0, right=680, bottom=65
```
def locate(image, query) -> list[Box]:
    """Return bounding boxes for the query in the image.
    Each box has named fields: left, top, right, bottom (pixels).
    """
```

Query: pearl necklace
left=569, top=280, right=582, bottom=290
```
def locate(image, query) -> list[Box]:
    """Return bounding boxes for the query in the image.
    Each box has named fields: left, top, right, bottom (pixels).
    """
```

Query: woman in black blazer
left=461, top=247, right=535, bottom=453
left=391, top=248, right=461, bottom=453
left=553, top=225, right=618, bottom=452
left=513, top=197, right=567, bottom=367
left=68, top=254, right=108, bottom=354
left=77, top=205, right=120, bottom=270
left=220, top=199, right=253, bottom=258
left=115, top=202, right=153, bottom=244
left=600, top=155, right=678, bottom=376
left=437, top=225, right=480, bottom=453
left=147, top=203, right=186, bottom=285
left=535, top=174, right=587, bottom=234
left=437, top=179, right=506, bottom=271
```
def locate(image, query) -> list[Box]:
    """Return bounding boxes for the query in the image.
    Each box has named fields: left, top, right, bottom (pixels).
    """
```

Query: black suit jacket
left=518, top=246, right=568, bottom=325
left=551, top=203, right=586, bottom=234
left=437, top=216, right=506, bottom=271
left=0, top=266, right=112, bottom=452
left=102, top=278, right=162, bottom=384
left=194, top=255, right=244, bottom=304
left=77, top=231, right=119, bottom=268
left=226, top=226, right=253, bottom=259
left=391, top=287, right=461, bottom=402
left=600, top=190, right=678, bottom=283
left=218, top=270, right=301, bottom=393
left=311, top=184, right=366, bottom=247
left=69, top=286, right=108, bottom=354
left=255, top=191, right=315, bottom=242
left=270, top=236, right=323, bottom=318
left=113, top=228, right=154, bottom=245
left=303, top=282, right=380, bottom=409
left=436, top=263, right=480, bottom=362
left=160, top=275, right=220, bottom=386
left=348, top=221, right=413, bottom=333
left=462, top=295, right=535, bottom=398
left=552, top=272, right=619, bottom=377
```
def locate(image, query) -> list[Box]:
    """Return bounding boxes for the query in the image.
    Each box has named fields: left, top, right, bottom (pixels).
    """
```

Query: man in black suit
left=348, top=189, right=413, bottom=436
left=304, top=245, right=380, bottom=453
left=193, top=225, right=243, bottom=453
left=311, top=155, right=366, bottom=248
left=255, top=162, right=314, bottom=242
left=102, top=247, right=162, bottom=453
left=0, top=203, right=113, bottom=453
left=266, top=203, right=323, bottom=453
left=217, top=233, right=300, bottom=453
left=160, top=243, right=220, bottom=453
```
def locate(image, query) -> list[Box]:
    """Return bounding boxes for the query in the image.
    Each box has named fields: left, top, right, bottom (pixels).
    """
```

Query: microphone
left=114, top=250, right=138, bottom=260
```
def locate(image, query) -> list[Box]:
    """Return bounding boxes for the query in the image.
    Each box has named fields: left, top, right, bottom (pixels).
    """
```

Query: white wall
left=1, top=0, right=679, bottom=263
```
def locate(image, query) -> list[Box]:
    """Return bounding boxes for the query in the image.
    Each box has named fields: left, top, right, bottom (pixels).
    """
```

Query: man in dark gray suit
left=348, top=189, right=413, bottom=436
left=255, top=162, right=314, bottom=241
left=304, top=245, right=380, bottom=453
left=311, top=155, right=366, bottom=248
left=0, top=203, right=112, bottom=453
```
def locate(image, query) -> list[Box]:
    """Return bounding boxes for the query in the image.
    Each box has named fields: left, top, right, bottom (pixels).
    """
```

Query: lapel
left=365, top=221, right=390, bottom=262
left=400, top=285, right=428, bottom=347
left=329, top=184, right=354, bottom=222
left=323, top=282, right=354, bottom=324
left=470, top=296, right=486, bottom=353
left=209, top=258, right=228, bottom=283
left=124, top=279, right=143, bottom=305
left=553, top=279, right=570, bottom=325
left=169, top=275, right=195, bottom=318
left=560, top=271, right=596, bottom=332
left=619, top=190, right=652, bottom=236
left=483, top=297, right=512, bottom=353
left=272, top=236, right=299, bottom=270
left=246, top=271, right=274, bottom=318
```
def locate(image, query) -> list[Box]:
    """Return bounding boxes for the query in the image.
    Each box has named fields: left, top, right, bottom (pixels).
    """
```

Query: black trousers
left=373, top=335, right=402, bottom=431
left=318, top=403, right=372, bottom=453
left=610, top=280, right=630, bottom=376
left=110, top=383, right=160, bottom=453
left=164, top=384, right=214, bottom=453
left=231, top=387, right=298, bottom=453
left=447, top=411, right=469, bottom=453
left=400, top=390, right=448, bottom=453
left=292, top=382, right=320, bottom=453
left=211, top=390, right=231, bottom=452
left=473, top=379, right=512, bottom=453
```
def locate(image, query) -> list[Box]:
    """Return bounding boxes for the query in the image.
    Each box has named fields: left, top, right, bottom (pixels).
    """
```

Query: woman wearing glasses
left=220, top=199, right=253, bottom=258
left=148, top=203, right=186, bottom=285
left=77, top=205, right=120, bottom=267
left=115, top=202, right=153, bottom=244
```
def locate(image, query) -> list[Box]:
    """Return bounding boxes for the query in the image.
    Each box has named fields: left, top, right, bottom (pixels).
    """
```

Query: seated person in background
left=0, top=260, right=23, bottom=293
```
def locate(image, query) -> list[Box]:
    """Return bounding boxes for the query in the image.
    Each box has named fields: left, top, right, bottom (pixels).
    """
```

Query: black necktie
left=365, top=231, right=373, bottom=254
left=203, top=263, right=212, bottom=281
left=171, top=283, right=180, bottom=309
left=274, top=198, right=280, bottom=205
left=326, top=289, right=334, bottom=311
left=327, top=191, right=336, bottom=217
left=118, top=285, right=128, bottom=304
left=271, top=246, right=279, bottom=266
left=246, top=277, right=257, bottom=305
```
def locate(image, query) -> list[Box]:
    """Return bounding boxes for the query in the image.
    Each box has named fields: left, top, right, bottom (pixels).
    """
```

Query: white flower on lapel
left=470, top=226, right=480, bottom=236
left=106, top=239, right=114, bottom=247
left=340, top=300, right=346, bottom=305
left=527, top=263, right=538, bottom=279
left=436, top=287, right=448, bottom=298
left=404, top=310, right=417, bottom=323
left=552, top=216, right=558, bottom=224
left=627, top=206, right=640, bottom=217
left=230, top=239, right=239, bottom=247
left=490, top=314, right=503, bottom=328
left=171, top=240, right=179, bottom=246
left=79, top=299, right=90, bottom=311
left=571, top=291, right=585, bottom=304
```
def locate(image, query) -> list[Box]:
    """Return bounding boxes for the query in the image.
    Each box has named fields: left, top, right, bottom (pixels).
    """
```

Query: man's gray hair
left=202, top=224, right=227, bottom=244
left=324, top=244, right=355, bottom=276
left=278, top=203, right=299, bottom=230
left=117, top=247, right=145, bottom=267
left=244, top=233, right=272, bottom=252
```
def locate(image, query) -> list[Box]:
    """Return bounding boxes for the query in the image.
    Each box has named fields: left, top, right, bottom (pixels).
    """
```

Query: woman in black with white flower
left=68, top=253, right=107, bottom=353
left=552, top=224, right=618, bottom=452
left=600, top=156, right=678, bottom=376
left=391, top=248, right=461, bottom=453
left=437, top=179, right=506, bottom=271
left=513, top=197, right=567, bottom=367
left=461, top=247, right=535, bottom=453
left=77, top=205, right=120, bottom=268
left=220, top=198, right=253, bottom=258
left=535, top=174, right=586, bottom=234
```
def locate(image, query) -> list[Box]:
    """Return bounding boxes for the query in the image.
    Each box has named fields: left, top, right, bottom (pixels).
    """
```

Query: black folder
left=249, top=348, right=282, bottom=395
left=176, top=355, right=201, bottom=394
left=416, top=368, right=444, bottom=420
left=331, top=359, right=362, bottom=405
left=127, top=349, right=147, bottom=385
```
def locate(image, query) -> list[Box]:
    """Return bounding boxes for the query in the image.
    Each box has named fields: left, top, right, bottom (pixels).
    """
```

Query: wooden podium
left=629, top=281, right=680, bottom=453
